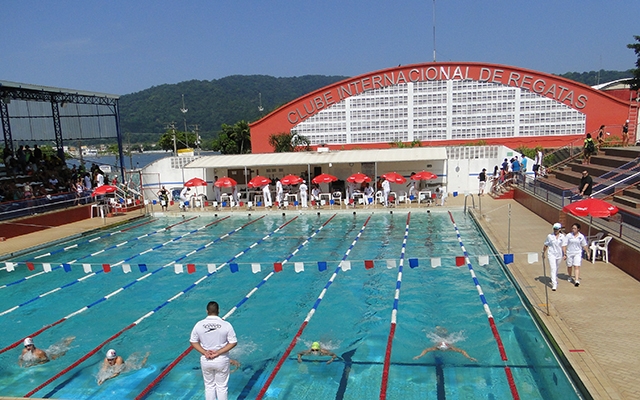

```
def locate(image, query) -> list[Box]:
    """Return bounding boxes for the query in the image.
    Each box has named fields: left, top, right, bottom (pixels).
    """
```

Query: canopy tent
left=0, top=80, right=124, bottom=180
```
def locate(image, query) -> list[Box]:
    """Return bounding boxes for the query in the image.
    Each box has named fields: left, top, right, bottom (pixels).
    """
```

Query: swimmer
left=413, top=327, right=477, bottom=362
left=297, top=342, right=337, bottom=364
left=19, top=336, right=75, bottom=367
left=98, top=349, right=149, bottom=385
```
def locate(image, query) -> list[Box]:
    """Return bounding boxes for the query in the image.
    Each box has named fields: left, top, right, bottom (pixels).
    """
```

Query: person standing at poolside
left=299, top=180, right=308, bottom=208
left=213, top=176, right=221, bottom=203
left=261, top=183, right=272, bottom=208
left=297, top=342, right=337, bottom=364
left=275, top=178, right=283, bottom=208
left=543, top=223, right=565, bottom=291
left=563, top=223, right=589, bottom=287
left=478, top=168, right=487, bottom=196
left=382, top=177, right=391, bottom=207
left=191, top=301, right=237, bottom=400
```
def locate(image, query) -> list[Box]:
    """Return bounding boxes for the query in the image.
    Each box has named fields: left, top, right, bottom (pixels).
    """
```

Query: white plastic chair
left=590, top=236, right=612, bottom=263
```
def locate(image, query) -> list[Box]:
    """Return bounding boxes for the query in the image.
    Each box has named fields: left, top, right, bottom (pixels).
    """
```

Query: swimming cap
left=552, top=223, right=562, bottom=230
left=311, top=342, right=320, bottom=350
left=24, top=337, right=34, bottom=347
left=106, top=349, right=117, bottom=360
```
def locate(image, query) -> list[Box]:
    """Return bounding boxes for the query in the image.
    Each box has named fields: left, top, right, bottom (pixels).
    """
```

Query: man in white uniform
left=190, top=301, right=237, bottom=400
left=261, top=184, right=272, bottom=208
left=381, top=178, right=391, bottom=207
left=542, top=223, right=565, bottom=291
left=299, top=180, right=308, bottom=208
left=275, top=178, right=283, bottom=207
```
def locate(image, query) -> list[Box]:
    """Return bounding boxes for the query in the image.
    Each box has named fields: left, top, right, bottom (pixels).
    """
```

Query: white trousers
left=300, top=191, right=308, bottom=207
left=383, top=189, right=390, bottom=206
left=548, top=256, right=561, bottom=287
left=200, top=356, right=230, bottom=400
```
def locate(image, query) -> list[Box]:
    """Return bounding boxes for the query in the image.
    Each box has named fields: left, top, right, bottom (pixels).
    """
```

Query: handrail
left=464, top=193, right=475, bottom=213
left=592, top=170, right=640, bottom=198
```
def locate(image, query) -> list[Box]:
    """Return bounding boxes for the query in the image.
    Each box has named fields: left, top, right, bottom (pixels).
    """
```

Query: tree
left=211, top=121, right=252, bottom=154
left=158, top=130, right=198, bottom=152
left=268, top=132, right=311, bottom=152
left=628, top=35, right=640, bottom=91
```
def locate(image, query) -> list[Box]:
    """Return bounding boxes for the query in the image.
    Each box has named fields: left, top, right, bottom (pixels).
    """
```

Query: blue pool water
left=0, top=211, right=582, bottom=399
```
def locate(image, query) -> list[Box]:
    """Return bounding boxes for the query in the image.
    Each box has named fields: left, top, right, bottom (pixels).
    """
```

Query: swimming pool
left=0, top=211, right=583, bottom=399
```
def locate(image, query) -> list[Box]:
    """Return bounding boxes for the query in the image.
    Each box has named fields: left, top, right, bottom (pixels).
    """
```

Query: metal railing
left=515, top=176, right=640, bottom=248
left=0, top=193, right=97, bottom=222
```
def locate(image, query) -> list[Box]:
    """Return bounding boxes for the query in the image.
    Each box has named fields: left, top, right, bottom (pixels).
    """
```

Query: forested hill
left=118, top=69, right=633, bottom=136
left=118, top=75, right=348, bottom=135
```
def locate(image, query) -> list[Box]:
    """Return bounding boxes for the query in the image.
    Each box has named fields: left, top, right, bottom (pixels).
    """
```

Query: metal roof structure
left=185, top=147, right=448, bottom=169
left=0, top=80, right=124, bottom=178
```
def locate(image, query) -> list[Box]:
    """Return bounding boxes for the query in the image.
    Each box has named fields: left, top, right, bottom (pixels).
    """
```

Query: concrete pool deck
left=1, top=197, right=638, bottom=400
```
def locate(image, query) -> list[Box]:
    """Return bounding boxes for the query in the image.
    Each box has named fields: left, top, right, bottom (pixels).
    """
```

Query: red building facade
left=249, top=62, right=636, bottom=153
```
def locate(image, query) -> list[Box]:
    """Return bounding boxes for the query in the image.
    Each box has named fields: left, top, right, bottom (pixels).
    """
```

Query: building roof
left=186, top=147, right=448, bottom=169
left=0, top=80, right=119, bottom=99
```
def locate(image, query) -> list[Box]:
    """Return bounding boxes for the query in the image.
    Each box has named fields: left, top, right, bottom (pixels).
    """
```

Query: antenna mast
left=180, top=94, right=189, bottom=148
left=432, top=0, right=437, bottom=62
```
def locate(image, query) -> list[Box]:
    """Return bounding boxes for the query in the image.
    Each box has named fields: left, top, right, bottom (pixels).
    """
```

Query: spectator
left=578, top=170, right=593, bottom=198
left=583, top=133, right=596, bottom=165
left=622, top=120, right=630, bottom=147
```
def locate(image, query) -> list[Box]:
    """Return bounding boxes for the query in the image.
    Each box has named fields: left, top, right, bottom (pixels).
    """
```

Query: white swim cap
left=24, top=337, right=34, bottom=347
left=106, top=349, right=117, bottom=360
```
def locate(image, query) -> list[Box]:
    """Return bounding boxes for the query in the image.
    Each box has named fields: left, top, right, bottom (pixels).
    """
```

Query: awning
left=185, top=147, right=448, bottom=169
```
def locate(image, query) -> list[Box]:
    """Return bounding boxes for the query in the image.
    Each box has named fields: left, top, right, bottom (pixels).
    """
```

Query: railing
left=542, top=135, right=586, bottom=173
left=515, top=176, right=640, bottom=248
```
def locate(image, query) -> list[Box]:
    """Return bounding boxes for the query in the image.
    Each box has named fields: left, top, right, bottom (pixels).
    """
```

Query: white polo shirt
left=544, top=233, right=565, bottom=258
left=190, top=315, right=237, bottom=355
left=564, top=233, right=587, bottom=255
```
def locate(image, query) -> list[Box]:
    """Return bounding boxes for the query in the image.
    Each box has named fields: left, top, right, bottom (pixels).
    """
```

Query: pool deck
left=2, top=197, right=639, bottom=400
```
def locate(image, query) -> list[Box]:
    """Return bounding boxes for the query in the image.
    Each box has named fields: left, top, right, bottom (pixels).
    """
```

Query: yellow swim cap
left=311, top=342, right=320, bottom=350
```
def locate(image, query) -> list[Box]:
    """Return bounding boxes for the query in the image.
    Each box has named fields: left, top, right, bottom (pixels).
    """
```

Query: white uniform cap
left=24, top=337, right=34, bottom=347
left=106, top=349, right=117, bottom=360
left=552, top=222, right=562, bottom=230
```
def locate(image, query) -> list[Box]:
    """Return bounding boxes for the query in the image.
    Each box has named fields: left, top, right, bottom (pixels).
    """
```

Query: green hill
left=118, top=75, right=348, bottom=136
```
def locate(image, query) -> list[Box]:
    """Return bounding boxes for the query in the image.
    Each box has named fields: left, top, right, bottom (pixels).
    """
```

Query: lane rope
left=134, top=214, right=337, bottom=400
left=256, top=214, right=372, bottom=400
left=0, top=217, right=159, bottom=270
left=447, top=211, right=520, bottom=400
left=380, top=212, right=411, bottom=399
left=0, top=217, right=188, bottom=288
left=23, top=215, right=291, bottom=398
left=0, top=216, right=221, bottom=316
left=0, top=216, right=238, bottom=354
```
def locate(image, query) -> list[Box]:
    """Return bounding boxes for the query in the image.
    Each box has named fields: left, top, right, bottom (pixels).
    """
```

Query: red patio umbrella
left=281, top=174, right=303, bottom=185
left=184, top=177, right=208, bottom=187
left=562, top=197, right=619, bottom=218
left=92, top=185, right=117, bottom=196
left=411, top=171, right=438, bottom=181
left=247, top=175, right=271, bottom=188
left=347, top=172, right=371, bottom=184
left=214, top=177, right=237, bottom=188
left=562, top=197, right=619, bottom=240
left=312, top=173, right=338, bottom=184
left=381, top=172, right=406, bottom=184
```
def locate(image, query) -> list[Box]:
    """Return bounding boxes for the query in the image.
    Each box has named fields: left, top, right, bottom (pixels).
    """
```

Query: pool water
left=0, top=211, right=582, bottom=399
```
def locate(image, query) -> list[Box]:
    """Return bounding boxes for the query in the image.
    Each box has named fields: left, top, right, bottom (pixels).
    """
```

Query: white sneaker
left=552, top=284, right=557, bottom=291
left=574, top=280, right=580, bottom=287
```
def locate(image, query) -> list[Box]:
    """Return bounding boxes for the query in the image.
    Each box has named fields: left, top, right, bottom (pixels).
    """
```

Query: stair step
left=613, top=195, right=640, bottom=208
left=621, top=188, right=640, bottom=201
left=602, top=146, right=640, bottom=159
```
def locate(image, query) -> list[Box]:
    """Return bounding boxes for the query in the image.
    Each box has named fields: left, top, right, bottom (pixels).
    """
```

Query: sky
left=1, top=1, right=638, bottom=96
